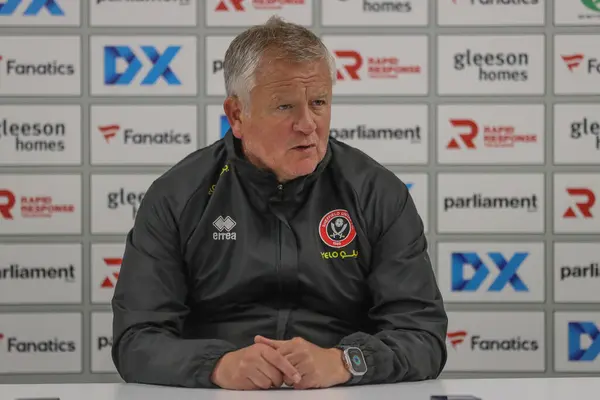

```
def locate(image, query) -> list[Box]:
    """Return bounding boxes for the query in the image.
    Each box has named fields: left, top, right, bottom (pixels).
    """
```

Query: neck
left=240, top=140, right=290, bottom=184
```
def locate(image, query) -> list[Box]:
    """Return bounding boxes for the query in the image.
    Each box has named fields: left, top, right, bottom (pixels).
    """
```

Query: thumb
left=254, top=335, right=283, bottom=349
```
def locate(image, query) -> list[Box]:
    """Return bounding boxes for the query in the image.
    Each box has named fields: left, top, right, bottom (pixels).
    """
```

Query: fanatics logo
left=319, top=209, right=357, bottom=249
left=560, top=53, right=600, bottom=74
left=562, top=54, right=585, bottom=71
left=447, top=330, right=467, bottom=349
left=96, top=123, right=191, bottom=146
left=213, top=215, right=236, bottom=240
left=98, top=124, right=119, bottom=143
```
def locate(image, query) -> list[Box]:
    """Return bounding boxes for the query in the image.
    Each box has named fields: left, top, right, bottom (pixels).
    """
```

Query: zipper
left=275, top=183, right=284, bottom=339
left=276, top=183, right=283, bottom=295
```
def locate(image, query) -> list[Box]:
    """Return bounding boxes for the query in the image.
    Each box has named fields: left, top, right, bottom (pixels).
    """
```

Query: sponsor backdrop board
left=0, top=0, right=599, bottom=384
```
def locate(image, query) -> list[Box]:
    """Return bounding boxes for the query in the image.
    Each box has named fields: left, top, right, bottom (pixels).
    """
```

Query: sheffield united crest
left=319, top=209, right=357, bottom=249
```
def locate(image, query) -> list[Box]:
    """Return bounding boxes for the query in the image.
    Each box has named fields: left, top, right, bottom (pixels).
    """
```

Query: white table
left=0, top=377, right=598, bottom=400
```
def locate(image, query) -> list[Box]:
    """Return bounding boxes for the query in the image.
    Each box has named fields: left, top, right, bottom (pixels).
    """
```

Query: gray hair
left=223, top=15, right=336, bottom=107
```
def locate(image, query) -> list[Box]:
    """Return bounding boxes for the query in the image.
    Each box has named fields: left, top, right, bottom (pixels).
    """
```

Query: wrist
left=210, top=352, right=232, bottom=387
left=330, top=348, right=352, bottom=384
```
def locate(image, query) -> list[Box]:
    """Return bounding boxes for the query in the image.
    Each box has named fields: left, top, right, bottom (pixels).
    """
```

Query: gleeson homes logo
left=438, top=35, right=544, bottom=95
left=570, top=117, right=600, bottom=150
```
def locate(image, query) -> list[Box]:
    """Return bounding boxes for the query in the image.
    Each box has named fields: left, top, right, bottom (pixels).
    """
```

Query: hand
left=255, top=335, right=351, bottom=390
left=210, top=343, right=302, bottom=390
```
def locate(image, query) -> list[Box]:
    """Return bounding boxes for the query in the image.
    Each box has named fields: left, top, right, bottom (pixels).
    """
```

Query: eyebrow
left=268, top=89, right=329, bottom=104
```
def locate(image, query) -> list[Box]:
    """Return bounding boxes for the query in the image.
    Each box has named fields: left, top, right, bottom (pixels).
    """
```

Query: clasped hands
left=210, top=335, right=351, bottom=390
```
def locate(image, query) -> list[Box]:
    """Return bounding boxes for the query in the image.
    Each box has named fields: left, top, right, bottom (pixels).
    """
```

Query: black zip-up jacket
left=111, top=130, right=448, bottom=388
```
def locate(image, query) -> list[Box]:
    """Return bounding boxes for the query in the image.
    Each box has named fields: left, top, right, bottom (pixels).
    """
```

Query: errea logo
left=213, top=215, right=236, bottom=240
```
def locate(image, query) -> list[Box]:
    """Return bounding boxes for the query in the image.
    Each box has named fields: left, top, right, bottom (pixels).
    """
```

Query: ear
left=223, top=96, right=244, bottom=139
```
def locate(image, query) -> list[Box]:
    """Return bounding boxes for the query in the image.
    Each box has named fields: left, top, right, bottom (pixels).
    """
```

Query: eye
left=277, top=104, right=292, bottom=110
left=312, top=99, right=327, bottom=106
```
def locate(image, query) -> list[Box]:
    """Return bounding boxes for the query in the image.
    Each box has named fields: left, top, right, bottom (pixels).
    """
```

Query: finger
left=285, top=350, right=308, bottom=365
left=291, top=360, right=317, bottom=390
left=248, top=369, right=273, bottom=390
left=276, top=343, right=297, bottom=357
left=294, top=358, right=316, bottom=376
left=255, top=335, right=285, bottom=349
left=243, top=377, right=261, bottom=391
left=257, top=358, right=284, bottom=388
left=261, top=347, right=302, bottom=384
left=283, top=376, right=295, bottom=387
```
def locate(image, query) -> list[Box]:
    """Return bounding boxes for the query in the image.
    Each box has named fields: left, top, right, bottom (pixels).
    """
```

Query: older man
left=111, top=16, right=447, bottom=391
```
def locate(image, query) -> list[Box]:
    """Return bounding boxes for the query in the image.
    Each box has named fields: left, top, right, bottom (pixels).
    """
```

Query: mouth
left=292, top=144, right=316, bottom=151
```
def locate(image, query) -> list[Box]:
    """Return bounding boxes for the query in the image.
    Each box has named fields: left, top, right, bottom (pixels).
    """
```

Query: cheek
left=316, top=122, right=330, bottom=140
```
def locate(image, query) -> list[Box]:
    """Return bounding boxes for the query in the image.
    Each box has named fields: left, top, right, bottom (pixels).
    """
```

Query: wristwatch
left=338, top=346, right=367, bottom=384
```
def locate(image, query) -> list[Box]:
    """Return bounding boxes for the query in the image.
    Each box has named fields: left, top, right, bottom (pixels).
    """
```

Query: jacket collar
left=224, top=129, right=331, bottom=204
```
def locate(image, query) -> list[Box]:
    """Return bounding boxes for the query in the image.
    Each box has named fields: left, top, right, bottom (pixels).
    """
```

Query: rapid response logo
left=319, top=209, right=357, bottom=249
left=335, top=51, right=421, bottom=81
left=446, top=118, right=537, bottom=149
left=0, top=189, right=75, bottom=219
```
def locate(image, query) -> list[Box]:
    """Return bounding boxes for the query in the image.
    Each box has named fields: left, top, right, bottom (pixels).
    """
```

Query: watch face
left=347, top=348, right=367, bottom=374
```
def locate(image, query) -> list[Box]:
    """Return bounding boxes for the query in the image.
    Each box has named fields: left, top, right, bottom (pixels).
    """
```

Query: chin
left=288, top=160, right=318, bottom=178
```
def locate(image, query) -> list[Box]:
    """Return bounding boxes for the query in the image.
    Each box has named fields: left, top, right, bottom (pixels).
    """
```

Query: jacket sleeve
left=336, top=178, right=448, bottom=385
left=111, top=181, right=238, bottom=388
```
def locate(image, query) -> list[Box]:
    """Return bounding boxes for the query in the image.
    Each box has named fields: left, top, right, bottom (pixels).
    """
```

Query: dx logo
left=0, top=0, right=63, bottom=15
left=104, top=45, right=182, bottom=86
left=451, top=252, right=529, bottom=292
left=569, top=321, right=600, bottom=362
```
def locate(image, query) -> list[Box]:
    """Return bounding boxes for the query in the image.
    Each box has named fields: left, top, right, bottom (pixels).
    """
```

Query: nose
left=293, top=104, right=317, bottom=135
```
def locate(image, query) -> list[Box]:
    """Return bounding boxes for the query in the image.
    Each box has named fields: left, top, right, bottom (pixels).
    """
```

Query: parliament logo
left=554, top=242, right=600, bottom=303
left=319, top=209, right=357, bottom=249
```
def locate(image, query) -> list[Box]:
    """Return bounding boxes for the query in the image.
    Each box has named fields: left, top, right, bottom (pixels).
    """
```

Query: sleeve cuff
left=336, top=332, right=379, bottom=386
left=193, top=342, right=238, bottom=388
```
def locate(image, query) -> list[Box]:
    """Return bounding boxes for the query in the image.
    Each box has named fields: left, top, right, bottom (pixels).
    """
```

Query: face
left=224, top=56, right=332, bottom=183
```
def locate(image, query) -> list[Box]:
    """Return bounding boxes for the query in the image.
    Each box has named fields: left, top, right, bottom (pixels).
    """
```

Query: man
left=111, top=16, right=447, bottom=391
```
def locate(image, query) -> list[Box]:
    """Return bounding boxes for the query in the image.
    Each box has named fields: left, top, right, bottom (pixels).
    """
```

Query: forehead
left=253, top=58, right=332, bottom=94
